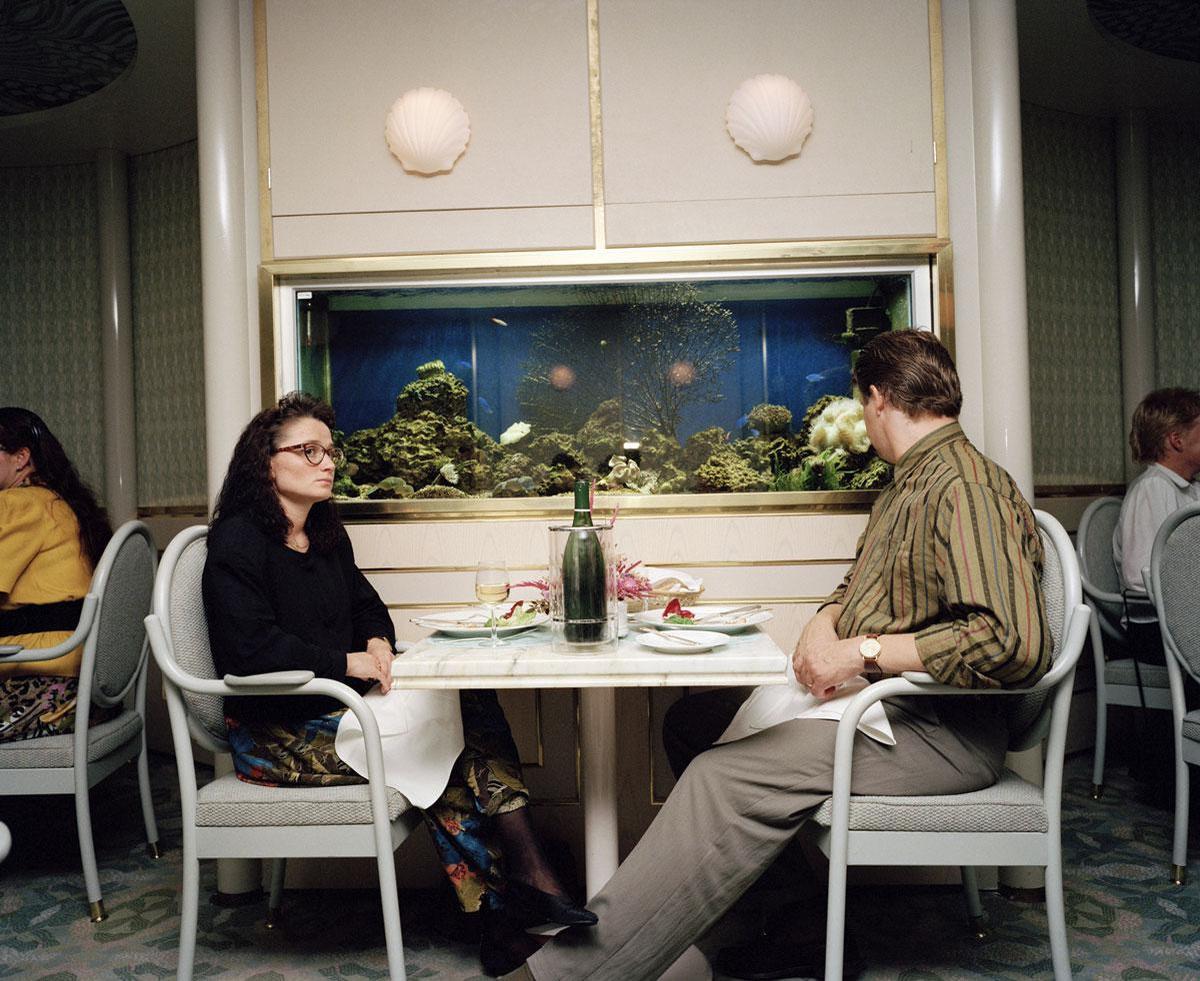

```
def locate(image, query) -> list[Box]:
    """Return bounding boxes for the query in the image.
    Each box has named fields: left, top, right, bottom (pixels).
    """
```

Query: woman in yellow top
left=0, top=407, right=112, bottom=742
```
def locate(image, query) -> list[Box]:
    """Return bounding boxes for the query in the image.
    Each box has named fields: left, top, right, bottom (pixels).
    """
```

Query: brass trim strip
left=928, top=0, right=948, bottom=241
left=253, top=0, right=273, bottom=262
left=137, top=506, right=209, bottom=518
left=362, top=557, right=855, bottom=575
left=387, top=595, right=832, bottom=611
left=338, top=489, right=876, bottom=522
left=1034, top=483, right=1126, bottom=498
left=936, top=241, right=955, bottom=360
left=262, top=238, right=948, bottom=280
left=586, top=0, right=606, bottom=250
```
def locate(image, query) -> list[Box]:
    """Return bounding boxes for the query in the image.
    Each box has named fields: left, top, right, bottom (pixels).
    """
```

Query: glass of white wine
left=475, top=561, right=510, bottom=648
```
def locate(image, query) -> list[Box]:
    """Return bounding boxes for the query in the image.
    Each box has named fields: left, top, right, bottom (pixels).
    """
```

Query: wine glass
left=475, top=561, right=510, bottom=648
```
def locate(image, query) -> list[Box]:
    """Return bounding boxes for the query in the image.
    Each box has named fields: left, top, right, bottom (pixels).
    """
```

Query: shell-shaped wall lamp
left=725, top=74, right=814, bottom=163
left=384, top=87, right=471, bottom=175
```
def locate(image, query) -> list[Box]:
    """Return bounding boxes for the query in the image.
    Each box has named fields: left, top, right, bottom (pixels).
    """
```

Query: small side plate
left=636, top=630, right=729, bottom=654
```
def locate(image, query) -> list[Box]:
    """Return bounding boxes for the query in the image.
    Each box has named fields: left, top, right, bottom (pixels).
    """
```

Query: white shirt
left=1113, top=463, right=1200, bottom=597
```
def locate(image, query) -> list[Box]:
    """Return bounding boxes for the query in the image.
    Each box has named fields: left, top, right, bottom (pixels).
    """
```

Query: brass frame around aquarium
left=261, top=245, right=948, bottom=520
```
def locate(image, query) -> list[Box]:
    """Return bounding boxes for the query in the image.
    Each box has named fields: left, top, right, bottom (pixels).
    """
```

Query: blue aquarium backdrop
left=295, top=275, right=911, bottom=499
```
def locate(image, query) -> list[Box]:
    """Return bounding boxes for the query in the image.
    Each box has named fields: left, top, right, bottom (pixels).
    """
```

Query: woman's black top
left=202, top=511, right=395, bottom=724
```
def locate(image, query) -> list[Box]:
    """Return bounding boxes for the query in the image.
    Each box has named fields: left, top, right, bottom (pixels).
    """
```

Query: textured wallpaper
left=1150, top=115, right=1200, bottom=391
left=0, top=163, right=106, bottom=496
left=129, top=141, right=207, bottom=508
left=1021, top=103, right=1125, bottom=486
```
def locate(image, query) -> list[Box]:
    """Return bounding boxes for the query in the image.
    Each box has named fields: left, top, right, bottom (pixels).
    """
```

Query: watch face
left=860, top=638, right=882, bottom=659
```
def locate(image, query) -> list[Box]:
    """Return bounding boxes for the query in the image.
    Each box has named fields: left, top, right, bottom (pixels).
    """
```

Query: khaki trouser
left=527, top=694, right=1009, bottom=981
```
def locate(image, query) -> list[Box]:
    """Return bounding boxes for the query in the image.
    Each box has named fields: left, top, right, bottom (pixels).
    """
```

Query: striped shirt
left=827, top=422, right=1051, bottom=689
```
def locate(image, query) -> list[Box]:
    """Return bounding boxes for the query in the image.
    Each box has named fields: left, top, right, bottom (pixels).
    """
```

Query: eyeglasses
left=273, top=442, right=345, bottom=467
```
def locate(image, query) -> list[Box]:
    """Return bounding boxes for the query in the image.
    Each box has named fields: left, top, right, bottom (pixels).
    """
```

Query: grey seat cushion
left=811, top=769, right=1047, bottom=833
left=1183, top=710, right=1200, bottom=745
left=196, top=772, right=413, bottom=827
left=1105, top=658, right=1169, bottom=689
left=0, top=710, right=142, bottom=769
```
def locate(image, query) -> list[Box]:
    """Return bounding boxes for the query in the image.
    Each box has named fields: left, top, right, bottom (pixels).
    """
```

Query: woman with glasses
left=203, top=392, right=593, bottom=976
left=0, top=407, right=113, bottom=742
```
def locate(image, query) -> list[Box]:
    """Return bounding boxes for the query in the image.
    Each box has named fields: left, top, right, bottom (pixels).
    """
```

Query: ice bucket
left=547, top=521, right=618, bottom=655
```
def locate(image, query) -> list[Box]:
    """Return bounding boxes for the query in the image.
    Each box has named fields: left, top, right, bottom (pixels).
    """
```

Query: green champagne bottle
left=563, top=479, right=607, bottom=643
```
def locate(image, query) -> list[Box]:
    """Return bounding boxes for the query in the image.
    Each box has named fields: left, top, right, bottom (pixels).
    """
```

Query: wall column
left=96, top=149, right=137, bottom=526
left=197, top=0, right=254, bottom=511
left=196, top=0, right=260, bottom=899
left=969, top=0, right=1042, bottom=893
left=970, top=0, right=1034, bottom=498
left=1115, top=109, right=1156, bottom=481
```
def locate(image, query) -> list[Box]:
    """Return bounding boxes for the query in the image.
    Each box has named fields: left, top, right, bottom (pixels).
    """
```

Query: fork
left=693, top=604, right=763, bottom=623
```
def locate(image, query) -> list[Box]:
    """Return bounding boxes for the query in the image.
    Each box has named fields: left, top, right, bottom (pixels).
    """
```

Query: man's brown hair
left=851, top=329, right=962, bottom=419
left=1129, top=387, right=1200, bottom=463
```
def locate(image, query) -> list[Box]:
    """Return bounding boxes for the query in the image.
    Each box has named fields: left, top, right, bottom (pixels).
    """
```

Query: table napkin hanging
left=335, top=687, right=464, bottom=808
left=716, top=671, right=895, bottom=747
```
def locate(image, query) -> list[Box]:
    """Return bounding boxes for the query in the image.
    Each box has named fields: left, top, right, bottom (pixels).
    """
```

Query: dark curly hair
left=0, top=406, right=112, bottom=569
left=211, top=392, right=344, bottom=553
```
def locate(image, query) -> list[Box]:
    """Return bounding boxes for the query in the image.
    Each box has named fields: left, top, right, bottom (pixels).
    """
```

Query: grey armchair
left=810, top=510, right=1090, bottom=981
left=143, top=525, right=422, bottom=981
left=1147, top=500, right=1200, bottom=885
left=1077, top=495, right=1171, bottom=799
left=0, top=519, right=160, bottom=921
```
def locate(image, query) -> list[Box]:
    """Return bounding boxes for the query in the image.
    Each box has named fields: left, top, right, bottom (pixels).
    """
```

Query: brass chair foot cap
left=969, top=915, right=987, bottom=942
left=265, top=909, right=281, bottom=929
left=1091, top=784, right=1104, bottom=800
left=1171, top=865, right=1187, bottom=886
left=89, top=900, right=107, bottom=923
left=147, top=842, right=162, bottom=860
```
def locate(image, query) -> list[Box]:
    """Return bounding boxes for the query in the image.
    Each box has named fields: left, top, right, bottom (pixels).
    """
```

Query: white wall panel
left=265, top=0, right=592, bottom=225
left=599, top=0, right=936, bottom=244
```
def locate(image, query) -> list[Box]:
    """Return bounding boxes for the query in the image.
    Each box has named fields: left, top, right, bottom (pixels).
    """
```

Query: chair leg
left=73, top=769, right=105, bottom=922
left=1090, top=618, right=1107, bottom=799
left=1045, top=855, right=1072, bottom=981
left=137, top=735, right=161, bottom=859
left=376, top=842, right=407, bottom=980
left=1171, top=742, right=1190, bottom=885
left=960, top=866, right=986, bottom=939
left=823, top=851, right=849, bottom=980
left=178, top=849, right=200, bottom=981
left=266, top=858, right=287, bottom=928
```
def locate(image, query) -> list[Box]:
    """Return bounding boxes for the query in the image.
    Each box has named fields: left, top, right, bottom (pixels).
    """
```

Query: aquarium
left=279, top=263, right=934, bottom=504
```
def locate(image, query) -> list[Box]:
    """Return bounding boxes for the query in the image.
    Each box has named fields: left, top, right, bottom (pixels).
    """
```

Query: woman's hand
left=346, top=636, right=395, bottom=693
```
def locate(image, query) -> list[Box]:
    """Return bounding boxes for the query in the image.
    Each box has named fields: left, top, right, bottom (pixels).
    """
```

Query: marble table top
left=391, top=625, right=790, bottom=690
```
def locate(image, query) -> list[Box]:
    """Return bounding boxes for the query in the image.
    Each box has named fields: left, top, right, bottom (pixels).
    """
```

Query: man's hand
left=346, top=636, right=395, bottom=694
left=793, top=635, right=864, bottom=700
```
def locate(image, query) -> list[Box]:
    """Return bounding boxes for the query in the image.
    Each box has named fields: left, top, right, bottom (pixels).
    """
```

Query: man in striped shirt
left=505, top=331, right=1051, bottom=981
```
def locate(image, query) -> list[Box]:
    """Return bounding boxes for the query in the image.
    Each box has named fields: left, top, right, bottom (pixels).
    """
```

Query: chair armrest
left=0, top=595, right=99, bottom=663
left=224, top=670, right=316, bottom=687
left=0, top=645, right=22, bottom=656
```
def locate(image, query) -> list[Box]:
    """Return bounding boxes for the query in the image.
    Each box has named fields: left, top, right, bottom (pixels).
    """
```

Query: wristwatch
left=859, top=634, right=883, bottom=679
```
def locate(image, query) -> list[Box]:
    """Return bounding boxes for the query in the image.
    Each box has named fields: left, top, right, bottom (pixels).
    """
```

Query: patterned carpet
left=1, top=747, right=1198, bottom=980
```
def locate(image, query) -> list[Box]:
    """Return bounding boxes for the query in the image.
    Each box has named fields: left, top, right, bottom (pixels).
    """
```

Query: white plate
left=412, top=607, right=549, bottom=638
left=636, top=629, right=729, bottom=654
left=630, top=605, right=773, bottom=633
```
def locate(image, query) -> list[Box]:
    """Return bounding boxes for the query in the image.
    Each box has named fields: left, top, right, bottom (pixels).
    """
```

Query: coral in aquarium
left=746, top=403, right=792, bottom=436
left=805, top=397, right=870, bottom=455
left=692, top=447, right=771, bottom=493
left=516, top=283, right=739, bottom=440
left=330, top=359, right=891, bottom=501
left=394, top=360, right=469, bottom=419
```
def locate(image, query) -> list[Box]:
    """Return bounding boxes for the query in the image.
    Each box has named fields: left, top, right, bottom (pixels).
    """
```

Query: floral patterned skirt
left=0, top=676, right=118, bottom=743
left=226, top=688, right=529, bottom=913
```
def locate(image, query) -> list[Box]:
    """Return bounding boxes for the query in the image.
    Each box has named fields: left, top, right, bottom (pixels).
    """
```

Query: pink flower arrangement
left=615, top=557, right=653, bottom=602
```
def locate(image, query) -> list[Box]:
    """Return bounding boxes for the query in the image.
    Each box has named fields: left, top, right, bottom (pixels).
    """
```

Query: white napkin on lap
left=641, top=567, right=704, bottom=593
left=716, top=672, right=895, bottom=747
left=335, top=688, right=464, bottom=808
